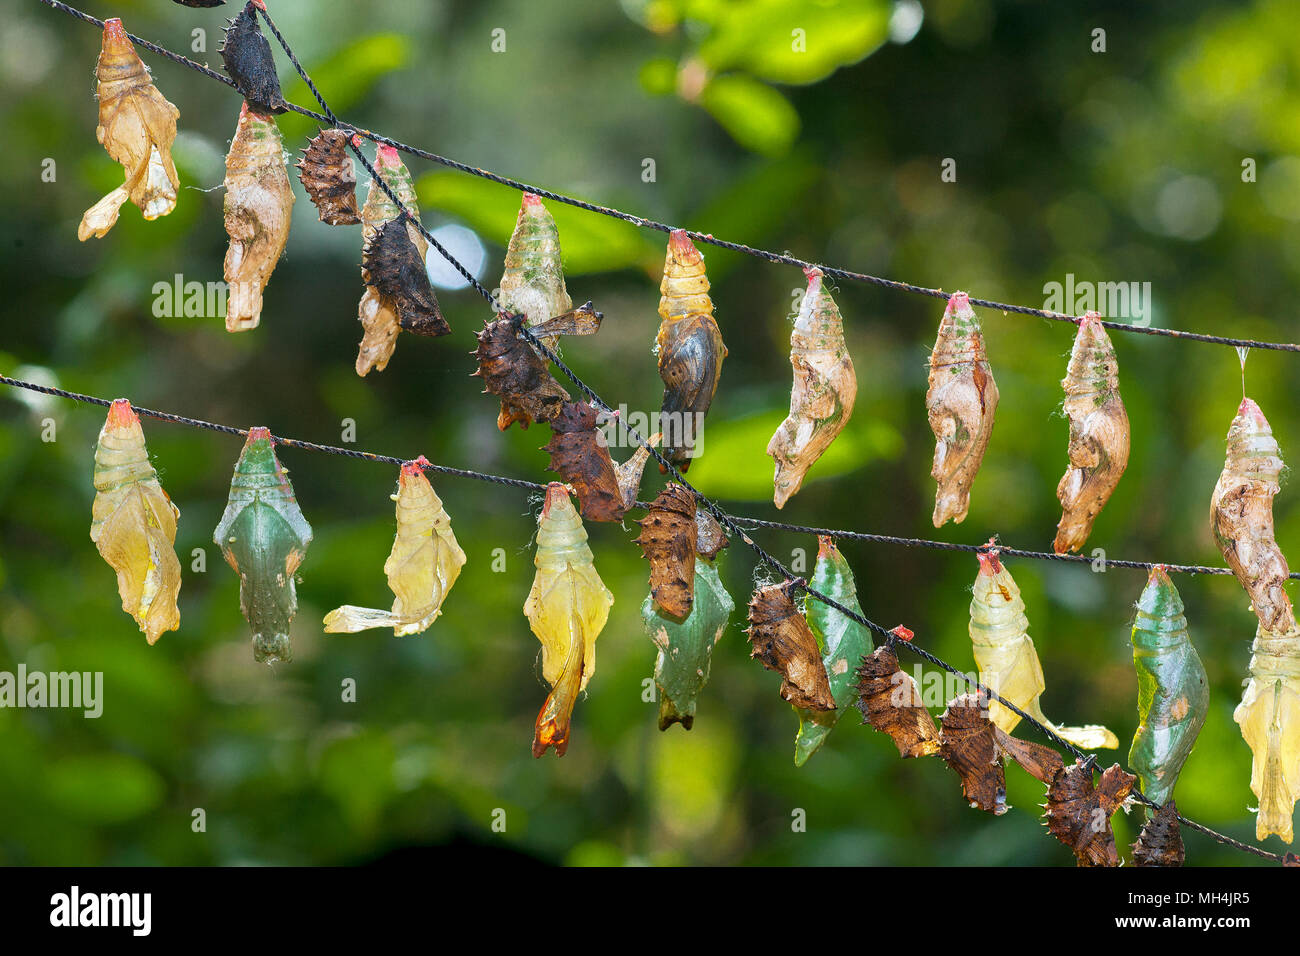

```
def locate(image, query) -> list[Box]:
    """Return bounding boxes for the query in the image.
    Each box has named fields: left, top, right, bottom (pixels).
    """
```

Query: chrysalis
left=793, top=537, right=874, bottom=766
left=223, top=102, right=294, bottom=332
left=854, top=645, right=941, bottom=758
left=656, top=230, right=727, bottom=470
left=746, top=581, right=835, bottom=711
left=695, top=508, right=729, bottom=560
left=296, top=128, right=360, bottom=225
left=78, top=19, right=180, bottom=241
left=355, top=144, right=429, bottom=376
left=1129, top=567, right=1208, bottom=808
left=926, top=292, right=998, bottom=526
left=362, top=219, right=448, bottom=337
left=90, top=399, right=182, bottom=644
left=939, top=693, right=1008, bottom=815
left=1131, top=799, right=1185, bottom=867
left=213, top=428, right=313, bottom=664
left=543, top=401, right=654, bottom=522
left=767, top=269, right=857, bottom=509
left=219, top=1, right=286, bottom=114
left=1054, top=313, right=1129, bottom=553
left=642, top=556, right=734, bottom=730
left=1211, top=398, right=1294, bottom=631
left=525, top=483, right=614, bottom=757
left=324, top=458, right=466, bottom=636
left=472, top=305, right=601, bottom=430
left=1233, top=617, right=1300, bottom=841
left=1044, top=761, right=1136, bottom=867
left=500, top=194, right=572, bottom=354
left=635, top=484, right=698, bottom=618
left=969, top=551, right=1118, bottom=749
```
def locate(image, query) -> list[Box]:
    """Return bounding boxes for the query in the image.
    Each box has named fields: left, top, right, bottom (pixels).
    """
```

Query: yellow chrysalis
left=324, top=458, right=466, bottom=636
left=525, top=483, right=613, bottom=757
left=90, top=399, right=182, bottom=644
left=1234, top=619, right=1300, bottom=842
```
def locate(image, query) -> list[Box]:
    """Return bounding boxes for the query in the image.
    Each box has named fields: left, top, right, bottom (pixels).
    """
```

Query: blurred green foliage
left=0, top=0, right=1298, bottom=866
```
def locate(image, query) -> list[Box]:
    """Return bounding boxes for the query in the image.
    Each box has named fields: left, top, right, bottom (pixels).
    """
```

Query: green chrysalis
left=214, top=427, right=313, bottom=663
left=642, top=557, right=733, bottom=730
left=1129, top=567, right=1208, bottom=808
left=794, top=537, right=874, bottom=766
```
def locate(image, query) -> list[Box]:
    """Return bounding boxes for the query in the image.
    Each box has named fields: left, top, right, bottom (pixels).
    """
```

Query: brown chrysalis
left=1044, top=760, right=1136, bottom=867
left=296, top=128, right=360, bottom=225
left=746, top=581, right=835, bottom=711
left=694, top=508, right=729, bottom=560
left=472, top=305, right=602, bottom=430
left=939, top=693, right=1007, bottom=815
left=1131, top=800, right=1185, bottom=867
left=995, top=727, right=1065, bottom=785
left=854, top=645, right=940, bottom=758
left=543, top=402, right=654, bottom=522
left=219, top=2, right=286, bottom=115
left=362, top=219, right=449, bottom=337
left=636, top=484, right=698, bottom=618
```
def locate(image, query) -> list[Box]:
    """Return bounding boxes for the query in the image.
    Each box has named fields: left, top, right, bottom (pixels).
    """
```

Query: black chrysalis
left=220, top=3, right=286, bottom=114
left=362, top=219, right=449, bottom=337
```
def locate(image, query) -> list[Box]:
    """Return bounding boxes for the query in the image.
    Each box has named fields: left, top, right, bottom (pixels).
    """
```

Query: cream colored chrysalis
left=1234, top=618, right=1300, bottom=842
left=324, top=459, right=466, bottom=636
left=91, top=399, right=182, bottom=644
left=969, top=550, right=1118, bottom=750
left=1054, top=312, right=1129, bottom=553
left=766, top=268, right=857, bottom=509
left=926, top=292, right=998, bottom=526
left=1211, top=398, right=1294, bottom=632
left=222, top=102, right=294, bottom=331
left=78, top=19, right=180, bottom=240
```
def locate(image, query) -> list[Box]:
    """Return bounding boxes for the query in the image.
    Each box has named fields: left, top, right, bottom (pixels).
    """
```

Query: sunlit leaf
left=698, top=73, right=800, bottom=156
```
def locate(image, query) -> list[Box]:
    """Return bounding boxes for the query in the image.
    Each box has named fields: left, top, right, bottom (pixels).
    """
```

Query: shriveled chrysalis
left=78, top=19, right=181, bottom=241
left=968, top=551, right=1118, bottom=749
left=90, top=399, right=182, bottom=644
left=1211, top=398, right=1294, bottom=632
left=1234, top=618, right=1300, bottom=842
left=1131, top=800, right=1185, bottom=867
left=296, top=128, right=360, bottom=225
left=525, top=483, right=614, bottom=757
left=1054, top=312, right=1130, bottom=553
left=793, top=537, right=873, bottom=766
left=926, top=292, right=998, bottom=526
left=214, top=428, right=312, bottom=663
left=324, top=458, right=466, bottom=636
left=1044, top=761, right=1136, bottom=867
left=355, top=144, right=430, bottom=376
left=767, top=269, right=857, bottom=509
left=1128, top=567, right=1208, bottom=809
left=635, top=483, right=698, bottom=618
left=223, top=102, right=294, bottom=332
left=939, top=692, right=1009, bottom=815
left=219, top=2, right=286, bottom=115
left=544, top=401, right=655, bottom=522
left=656, top=230, right=727, bottom=470
left=500, top=193, right=573, bottom=354
left=855, top=644, right=941, bottom=758
left=746, top=581, right=835, bottom=712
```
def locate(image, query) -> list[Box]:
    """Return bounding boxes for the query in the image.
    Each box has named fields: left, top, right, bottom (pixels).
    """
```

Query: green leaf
left=697, top=0, right=891, bottom=85
left=415, top=172, right=653, bottom=275
left=639, top=57, right=679, bottom=95
left=698, top=74, right=800, bottom=156
left=46, top=754, right=165, bottom=824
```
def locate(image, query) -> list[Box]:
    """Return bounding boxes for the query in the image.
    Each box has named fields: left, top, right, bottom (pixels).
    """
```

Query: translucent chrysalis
left=926, top=292, right=998, bottom=526
left=223, top=101, right=294, bottom=332
left=324, top=458, right=466, bottom=636
left=1234, top=618, right=1300, bottom=842
left=78, top=19, right=180, bottom=240
left=767, top=269, right=857, bottom=509
left=500, top=194, right=573, bottom=353
left=525, top=483, right=613, bottom=756
left=90, top=399, right=182, bottom=644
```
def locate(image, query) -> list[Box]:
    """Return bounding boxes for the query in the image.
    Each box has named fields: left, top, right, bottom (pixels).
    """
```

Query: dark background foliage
left=0, top=0, right=1296, bottom=865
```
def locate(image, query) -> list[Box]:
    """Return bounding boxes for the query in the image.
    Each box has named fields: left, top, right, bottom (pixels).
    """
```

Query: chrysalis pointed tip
left=976, top=549, right=1003, bottom=576
left=667, top=229, right=699, bottom=258
left=542, top=481, right=572, bottom=517
left=245, top=425, right=274, bottom=445
left=945, top=291, right=971, bottom=315
left=105, top=398, right=138, bottom=429
left=375, top=144, right=401, bottom=168
left=521, top=192, right=544, bottom=210
left=816, top=534, right=837, bottom=560
left=102, top=17, right=132, bottom=50
left=402, top=455, right=431, bottom=477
